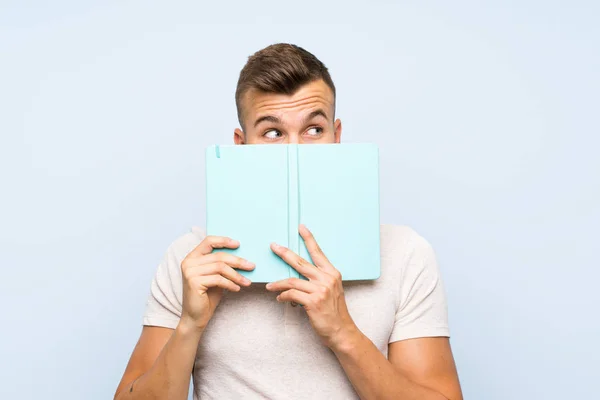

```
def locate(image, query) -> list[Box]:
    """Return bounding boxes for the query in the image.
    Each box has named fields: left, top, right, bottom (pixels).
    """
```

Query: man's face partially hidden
left=234, top=79, right=342, bottom=145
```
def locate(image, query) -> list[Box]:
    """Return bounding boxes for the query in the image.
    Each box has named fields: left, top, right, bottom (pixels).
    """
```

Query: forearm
left=115, top=320, right=202, bottom=400
left=331, top=328, right=447, bottom=400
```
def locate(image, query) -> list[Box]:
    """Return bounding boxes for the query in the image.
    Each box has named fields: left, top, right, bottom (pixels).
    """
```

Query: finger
left=190, top=236, right=240, bottom=257
left=200, top=252, right=255, bottom=271
left=265, top=278, right=317, bottom=293
left=187, top=262, right=251, bottom=286
left=277, top=289, right=312, bottom=307
left=298, top=224, right=336, bottom=273
left=194, top=274, right=241, bottom=292
left=270, top=243, right=320, bottom=280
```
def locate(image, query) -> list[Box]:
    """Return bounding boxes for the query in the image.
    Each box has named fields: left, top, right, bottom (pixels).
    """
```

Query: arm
left=331, top=331, right=462, bottom=400
left=114, top=322, right=202, bottom=399
left=267, top=225, right=462, bottom=400
left=114, top=235, right=255, bottom=400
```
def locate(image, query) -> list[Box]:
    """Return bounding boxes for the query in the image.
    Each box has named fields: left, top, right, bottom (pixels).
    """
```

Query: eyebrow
left=253, top=109, right=330, bottom=128
left=253, top=115, right=281, bottom=128
left=303, top=109, right=329, bottom=125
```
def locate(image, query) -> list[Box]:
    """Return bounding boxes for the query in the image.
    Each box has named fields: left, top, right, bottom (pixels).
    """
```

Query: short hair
left=235, top=43, right=336, bottom=128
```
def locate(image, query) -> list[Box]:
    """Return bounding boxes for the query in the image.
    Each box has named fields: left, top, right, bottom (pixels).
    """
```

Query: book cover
left=206, top=143, right=380, bottom=282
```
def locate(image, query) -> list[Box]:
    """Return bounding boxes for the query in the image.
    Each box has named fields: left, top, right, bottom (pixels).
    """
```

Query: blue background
left=1, top=1, right=598, bottom=399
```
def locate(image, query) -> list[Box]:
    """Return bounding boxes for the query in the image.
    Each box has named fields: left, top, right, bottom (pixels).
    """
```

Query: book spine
left=287, top=144, right=300, bottom=279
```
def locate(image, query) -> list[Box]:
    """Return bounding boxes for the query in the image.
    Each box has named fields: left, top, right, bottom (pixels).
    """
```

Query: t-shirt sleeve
left=143, top=229, right=203, bottom=329
left=389, top=235, right=450, bottom=343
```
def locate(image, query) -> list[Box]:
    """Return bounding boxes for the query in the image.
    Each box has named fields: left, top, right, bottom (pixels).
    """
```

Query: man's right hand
left=114, top=236, right=253, bottom=400
left=179, top=236, right=255, bottom=331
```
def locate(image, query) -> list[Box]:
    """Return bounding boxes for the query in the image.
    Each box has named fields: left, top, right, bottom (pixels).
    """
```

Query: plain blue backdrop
left=1, top=1, right=598, bottom=399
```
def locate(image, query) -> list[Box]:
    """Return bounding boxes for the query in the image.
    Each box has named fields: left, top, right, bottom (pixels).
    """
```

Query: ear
left=334, top=119, right=342, bottom=143
left=234, top=128, right=245, bottom=145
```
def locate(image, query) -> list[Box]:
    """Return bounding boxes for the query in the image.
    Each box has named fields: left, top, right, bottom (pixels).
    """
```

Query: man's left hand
left=266, top=224, right=358, bottom=349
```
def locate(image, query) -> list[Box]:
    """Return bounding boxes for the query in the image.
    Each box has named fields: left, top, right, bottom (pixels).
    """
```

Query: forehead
left=242, top=80, right=335, bottom=122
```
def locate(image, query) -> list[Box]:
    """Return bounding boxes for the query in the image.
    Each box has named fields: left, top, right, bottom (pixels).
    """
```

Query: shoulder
left=164, top=226, right=206, bottom=261
left=380, top=224, right=434, bottom=259
left=380, top=224, right=447, bottom=318
left=379, top=224, right=441, bottom=289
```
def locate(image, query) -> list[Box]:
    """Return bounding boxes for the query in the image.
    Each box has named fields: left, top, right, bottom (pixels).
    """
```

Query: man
left=114, top=43, right=462, bottom=400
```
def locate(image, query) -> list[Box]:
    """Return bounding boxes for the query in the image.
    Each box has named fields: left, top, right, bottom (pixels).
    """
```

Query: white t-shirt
left=143, top=224, right=450, bottom=399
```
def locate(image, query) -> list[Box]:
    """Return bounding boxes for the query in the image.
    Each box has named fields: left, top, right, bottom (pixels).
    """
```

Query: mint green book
left=205, top=143, right=380, bottom=282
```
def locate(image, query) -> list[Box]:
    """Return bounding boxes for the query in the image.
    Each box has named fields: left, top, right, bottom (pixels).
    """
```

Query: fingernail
left=266, top=283, right=272, bottom=289
left=276, top=295, right=281, bottom=301
left=230, top=239, right=240, bottom=246
left=271, top=242, right=280, bottom=250
left=242, top=277, right=251, bottom=284
left=244, top=260, right=255, bottom=268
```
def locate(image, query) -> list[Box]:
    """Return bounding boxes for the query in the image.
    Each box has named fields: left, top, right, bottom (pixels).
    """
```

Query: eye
left=263, top=129, right=283, bottom=140
left=306, top=127, right=323, bottom=136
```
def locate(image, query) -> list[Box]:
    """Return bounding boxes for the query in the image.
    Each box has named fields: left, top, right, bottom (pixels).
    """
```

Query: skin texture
left=114, top=79, right=462, bottom=400
left=234, top=79, right=341, bottom=145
